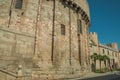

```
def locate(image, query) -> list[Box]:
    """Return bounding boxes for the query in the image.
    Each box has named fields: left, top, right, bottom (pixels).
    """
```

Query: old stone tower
left=0, top=0, right=90, bottom=80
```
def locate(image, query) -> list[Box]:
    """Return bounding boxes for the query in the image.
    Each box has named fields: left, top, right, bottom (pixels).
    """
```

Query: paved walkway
left=67, top=71, right=119, bottom=80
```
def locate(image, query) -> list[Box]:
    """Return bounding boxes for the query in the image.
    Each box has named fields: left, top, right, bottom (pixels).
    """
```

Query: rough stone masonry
left=0, top=0, right=90, bottom=80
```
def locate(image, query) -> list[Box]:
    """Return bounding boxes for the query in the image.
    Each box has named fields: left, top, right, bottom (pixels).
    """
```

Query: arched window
left=15, top=0, right=23, bottom=9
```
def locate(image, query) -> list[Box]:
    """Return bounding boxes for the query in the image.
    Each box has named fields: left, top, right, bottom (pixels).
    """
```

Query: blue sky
left=88, top=0, right=120, bottom=50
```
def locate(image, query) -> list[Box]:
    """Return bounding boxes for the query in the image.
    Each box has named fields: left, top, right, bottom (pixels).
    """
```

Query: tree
left=98, top=54, right=104, bottom=71
left=91, top=53, right=98, bottom=71
left=91, top=53, right=110, bottom=72
left=98, top=54, right=110, bottom=71
left=103, top=55, right=110, bottom=68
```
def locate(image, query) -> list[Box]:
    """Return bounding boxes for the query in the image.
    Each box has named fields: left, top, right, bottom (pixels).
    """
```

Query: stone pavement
left=66, top=71, right=119, bottom=80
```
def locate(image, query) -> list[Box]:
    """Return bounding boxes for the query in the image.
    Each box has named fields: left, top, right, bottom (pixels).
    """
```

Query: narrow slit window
left=61, top=24, right=65, bottom=35
left=77, top=20, right=82, bottom=34
left=15, top=0, right=23, bottom=9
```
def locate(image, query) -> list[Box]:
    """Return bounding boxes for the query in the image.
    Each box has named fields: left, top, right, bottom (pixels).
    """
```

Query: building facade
left=118, top=51, right=120, bottom=68
left=0, top=0, right=90, bottom=80
left=89, top=32, right=119, bottom=70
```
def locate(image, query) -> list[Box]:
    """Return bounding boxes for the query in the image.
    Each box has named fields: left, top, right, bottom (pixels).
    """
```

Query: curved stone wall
left=0, top=0, right=91, bottom=80
left=33, top=0, right=91, bottom=79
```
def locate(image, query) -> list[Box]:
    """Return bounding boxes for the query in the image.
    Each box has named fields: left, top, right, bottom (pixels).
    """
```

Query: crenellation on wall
left=90, top=32, right=119, bottom=70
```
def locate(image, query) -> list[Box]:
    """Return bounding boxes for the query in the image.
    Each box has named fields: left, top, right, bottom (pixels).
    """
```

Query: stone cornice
left=47, top=0, right=90, bottom=26
left=60, top=0, right=90, bottom=25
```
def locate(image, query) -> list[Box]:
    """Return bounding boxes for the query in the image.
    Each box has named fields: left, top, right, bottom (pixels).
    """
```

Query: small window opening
left=61, top=24, right=65, bottom=35
left=108, top=51, right=109, bottom=55
left=15, top=0, right=23, bottom=9
left=103, top=49, right=105, bottom=54
left=77, top=20, right=82, bottom=34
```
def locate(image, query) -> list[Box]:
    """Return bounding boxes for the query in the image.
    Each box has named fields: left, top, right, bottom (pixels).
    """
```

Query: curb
left=66, top=71, right=120, bottom=80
